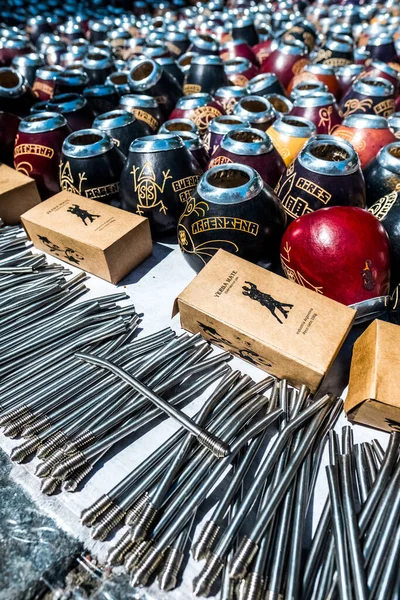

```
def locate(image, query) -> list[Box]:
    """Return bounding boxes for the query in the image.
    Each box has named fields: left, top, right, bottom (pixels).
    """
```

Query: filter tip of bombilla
left=197, top=430, right=231, bottom=458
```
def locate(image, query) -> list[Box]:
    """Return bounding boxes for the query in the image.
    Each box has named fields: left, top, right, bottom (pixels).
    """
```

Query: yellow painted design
left=318, top=105, right=333, bottom=132
left=342, top=97, right=373, bottom=118
left=192, top=106, right=223, bottom=133
left=32, top=81, right=54, bottom=97
left=131, top=162, right=172, bottom=215
left=218, top=96, right=237, bottom=115
left=178, top=195, right=239, bottom=265
left=59, top=161, right=87, bottom=196
left=15, top=161, right=33, bottom=177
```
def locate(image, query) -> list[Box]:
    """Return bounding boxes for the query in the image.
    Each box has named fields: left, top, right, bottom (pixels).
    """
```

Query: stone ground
left=0, top=448, right=150, bottom=600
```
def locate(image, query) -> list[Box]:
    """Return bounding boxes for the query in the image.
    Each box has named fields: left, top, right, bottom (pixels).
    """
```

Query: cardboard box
left=0, top=163, right=41, bottom=225
left=345, top=319, right=400, bottom=432
left=173, top=250, right=355, bottom=392
left=22, top=190, right=152, bottom=284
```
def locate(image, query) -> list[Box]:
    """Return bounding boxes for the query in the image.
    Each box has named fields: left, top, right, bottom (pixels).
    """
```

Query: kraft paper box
left=345, top=320, right=400, bottom=432
left=173, top=250, right=356, bottom=392
left=21, top=190, right=152, bottom=284
left=0, top=163, right=41, bottom=225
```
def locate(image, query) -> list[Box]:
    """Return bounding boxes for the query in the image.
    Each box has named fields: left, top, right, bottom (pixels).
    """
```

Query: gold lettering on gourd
left=130, top=109, right=158, bottom=131
left=318, top=106, right=333, bottom=132
left=172, top=175, right=200, bottom=203
left=369, top=191, right=398, bottom=220
left=323, top=58, right=352, bottom=67
left=374, top=99, right=395, bottom=117
left=32, top=81, right=54, bottom=96
left=295, top=177, right=331, bottom=204
left=191, top=217, right=259, bottom=235
left=172, top=175, right=200, bottom=192
left=183, top=84, right=202, bottom=95
left=85, top=182, right=119, bottom=199
left=14, top=144, right=54, bottom=159
left=209, top=155, right=233, bottom=167
left=59, top=161, right=86, bottom=196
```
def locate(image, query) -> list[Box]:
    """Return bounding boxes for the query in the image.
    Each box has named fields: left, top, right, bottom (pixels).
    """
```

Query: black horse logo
left=67, top=204, right=100, bottom=226
left=242, top=281, right=294, bottom=324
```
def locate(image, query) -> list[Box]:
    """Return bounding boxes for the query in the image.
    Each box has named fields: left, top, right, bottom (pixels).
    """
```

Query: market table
left=0, top=239, right=389, bottom=600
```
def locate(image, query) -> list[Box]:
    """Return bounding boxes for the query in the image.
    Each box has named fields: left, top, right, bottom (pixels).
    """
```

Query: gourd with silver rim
left=333, top=114, right=397, bottom=170
left=32, top=65, right=63, bottom=100
left=184, top=55, right=229, bottom=96
left=208, top=126, right=286, bottom=188
left=340, top=77, right=395, bottom=119
left=60, top=129, right=125, bottom=207
left=128, top=57, right=182, bottom=116
left=233, top=95, right=275, bottom=131
left=83, top=50, right=114, bottom=85
left=336, top=64, right=364, bottom=97
left=205, top=114, right=250, bottom=157
left=364, top=142, right=400, bottom=208
left=54, top=69, right=89, bottom=96
left=119, top=94, right=164, bottom=132
left=267, top=115, right=316, bottom=166
left=290, top=80, right=328, bottom=102
left=223, top=58, right=258, bottom=87
left=14, top=112, right=71, bottom=199
left=159, top=118, right=199, bottom=136
left=290, top=91, right=342, bottom=134
left=214, top=86, right=247, bottom=115
left=178, top=163, right=286, bottom=272
left=169, top=93, right=225, bottom=135
left=93, top=109, right=152, bottom=156
left=83, top=84, right=119, bottom=116
left=47, top=93, right=95, bottom=131
left=275, top=134, right=366, bottom=222
left=0, top=67, right=36, bottom=116
left=260, top=40, right=309, bottom=90
left=11, top=53, right=45, bottom=86
left=119, top=133, right=203, bottom=236
left=246, top=72, right=286, bottom=98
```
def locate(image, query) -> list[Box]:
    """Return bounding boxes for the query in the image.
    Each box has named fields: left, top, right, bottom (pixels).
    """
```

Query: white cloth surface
left=0, top=241, right=389, bottom=600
